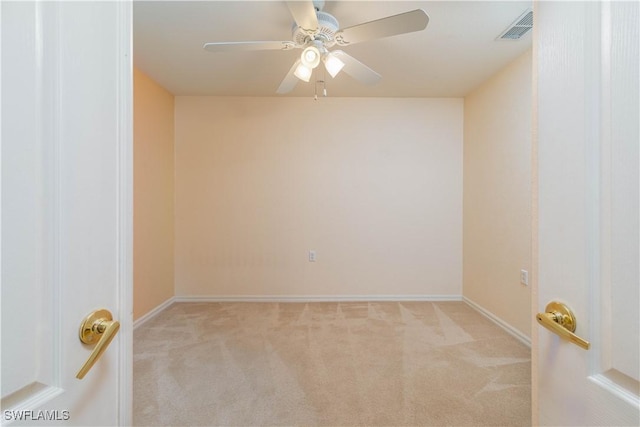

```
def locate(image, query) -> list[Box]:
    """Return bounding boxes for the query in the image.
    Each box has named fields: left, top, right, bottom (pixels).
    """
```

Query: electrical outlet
left=520, top=269, right=529, bottom=286
left=309, top=250, right=316, bottom=262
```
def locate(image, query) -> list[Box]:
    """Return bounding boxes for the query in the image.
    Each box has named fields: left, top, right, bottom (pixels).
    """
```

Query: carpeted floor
left=133, top=301, right=531, bottom=426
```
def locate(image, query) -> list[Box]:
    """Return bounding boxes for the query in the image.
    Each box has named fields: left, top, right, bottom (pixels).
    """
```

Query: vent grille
left=497, top=9, right=533, bottom=40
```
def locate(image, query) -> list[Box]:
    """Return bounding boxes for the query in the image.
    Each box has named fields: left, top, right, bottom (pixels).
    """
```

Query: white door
left=1, top=2, right=132, bottom=425
left=535, top=1, right=639, bottom=425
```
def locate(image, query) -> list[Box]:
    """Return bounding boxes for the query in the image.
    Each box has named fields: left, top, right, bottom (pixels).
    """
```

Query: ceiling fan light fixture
left=323, top=52, right=345, bottom=78
left=300, top=45, right=321, bottom=69
left=294, top=62, right=313, bottom=82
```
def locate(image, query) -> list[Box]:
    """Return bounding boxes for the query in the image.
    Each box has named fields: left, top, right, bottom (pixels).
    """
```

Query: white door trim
left=115, top=1, right=133, bottom=425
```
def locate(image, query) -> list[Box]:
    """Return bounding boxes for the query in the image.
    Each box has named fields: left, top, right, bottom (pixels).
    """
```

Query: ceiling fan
left=203, top=0, right=429, bottom=94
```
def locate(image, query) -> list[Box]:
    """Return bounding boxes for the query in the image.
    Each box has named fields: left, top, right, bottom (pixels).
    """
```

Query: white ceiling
left=133, top=1, right=532, bottom=97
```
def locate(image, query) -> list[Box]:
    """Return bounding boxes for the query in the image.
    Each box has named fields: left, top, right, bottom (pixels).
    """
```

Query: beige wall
left=133, top=67, right=175, bottom=320
left=175, top=97, right=463, bottom=297
left=463, top=50, right=532, bottom=337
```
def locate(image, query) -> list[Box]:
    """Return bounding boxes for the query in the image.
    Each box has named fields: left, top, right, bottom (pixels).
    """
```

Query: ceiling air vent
left=497, top=9, right=533, bottom=40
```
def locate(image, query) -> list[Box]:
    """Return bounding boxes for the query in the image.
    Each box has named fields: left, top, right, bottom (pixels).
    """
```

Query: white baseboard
left=133, top=295, right=530, bottom=349
left=133, top=297, right=175, bottom=330
left=463, top=297, right=531, bottom=348
left=174, top=294, right=463, bottom=303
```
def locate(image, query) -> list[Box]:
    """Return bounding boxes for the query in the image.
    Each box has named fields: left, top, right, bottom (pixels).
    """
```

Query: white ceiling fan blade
left=335, top=9, right=429, bottom=46
left=286, top=1, right=318, bottom=32
left=332, top=51, right=381, bottom=85
left=203, top=41, right=295, bottom=52
left=277, top=59, right=301, bottom=94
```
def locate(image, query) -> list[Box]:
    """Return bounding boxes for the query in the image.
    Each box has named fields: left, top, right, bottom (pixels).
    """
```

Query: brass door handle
left=76, top=309, right=120, bottom=379
left=536, top=301, right=590, bottom=350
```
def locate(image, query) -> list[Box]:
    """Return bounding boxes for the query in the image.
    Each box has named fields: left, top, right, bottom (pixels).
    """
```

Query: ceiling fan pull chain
left=323, top=68, right=328, bottom=97
left=314, top=79, right=327, bottom=100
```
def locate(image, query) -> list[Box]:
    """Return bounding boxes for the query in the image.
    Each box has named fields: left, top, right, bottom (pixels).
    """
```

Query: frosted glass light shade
left=300, top=46, right=321, bottom=69
left=323, top=53, right=345, bottom=78
left=294, top=63, right=312, bottom=82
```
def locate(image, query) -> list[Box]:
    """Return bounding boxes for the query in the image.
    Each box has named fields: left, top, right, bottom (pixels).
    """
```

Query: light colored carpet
left=133, top=301, right=531, bottom=426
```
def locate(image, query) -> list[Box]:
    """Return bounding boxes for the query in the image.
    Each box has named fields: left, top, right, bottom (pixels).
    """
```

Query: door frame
left=115, top=1, right=134, bottom=425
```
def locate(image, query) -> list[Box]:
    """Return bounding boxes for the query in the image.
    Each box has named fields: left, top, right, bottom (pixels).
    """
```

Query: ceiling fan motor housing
left=292, top=11, right=340, bottom=47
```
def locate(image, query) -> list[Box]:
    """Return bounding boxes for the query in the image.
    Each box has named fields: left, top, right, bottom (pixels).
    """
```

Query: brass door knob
left=76, top=309, right=120, bottom=379
left=536, top=301, right=590, bottom=350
